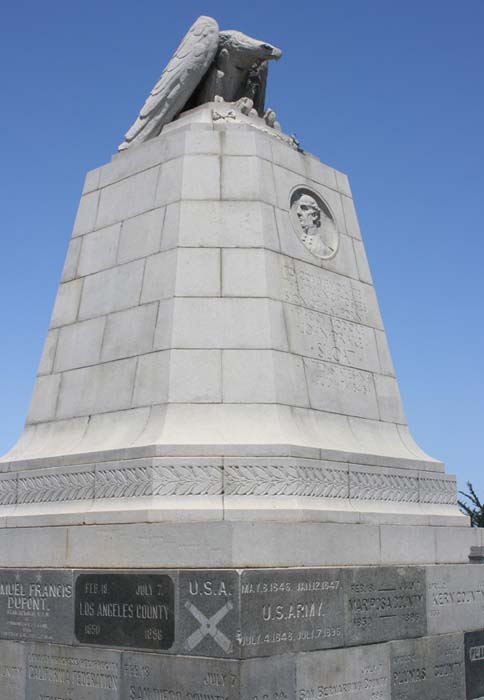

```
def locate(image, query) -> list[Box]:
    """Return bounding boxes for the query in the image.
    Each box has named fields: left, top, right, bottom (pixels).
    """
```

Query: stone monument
left=0, top=15, right=481, bottom=700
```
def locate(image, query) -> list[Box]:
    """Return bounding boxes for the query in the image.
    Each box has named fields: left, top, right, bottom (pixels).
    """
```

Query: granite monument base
left=0, top=563, right=483, bottom=699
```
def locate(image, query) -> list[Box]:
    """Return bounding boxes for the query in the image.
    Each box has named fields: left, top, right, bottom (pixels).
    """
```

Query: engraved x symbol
left=184, top=600, right=233, bottom=653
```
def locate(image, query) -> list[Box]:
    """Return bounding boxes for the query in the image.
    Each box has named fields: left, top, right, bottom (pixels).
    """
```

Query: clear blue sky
left=0, top=0, right=482, bottom=497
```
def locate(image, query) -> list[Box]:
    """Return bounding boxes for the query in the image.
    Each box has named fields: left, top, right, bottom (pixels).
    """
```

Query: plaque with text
left=465, top=630, right=484, bottom=700
left=27, top=642, right=121, bottom=700
left=345, top=567, right=426, bottom=645
left=239, top=568, right=344, bottom=657
left=0, top=640, right=26, bottom=700
left=0, top=569, right=74, bottom=644
left=75, top=573, right=175, bottom=650
left=391, top=633, right=465, bottom=700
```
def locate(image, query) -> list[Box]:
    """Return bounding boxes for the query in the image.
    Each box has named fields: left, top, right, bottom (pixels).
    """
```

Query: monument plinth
left=0, top=15, right=480, bottom=700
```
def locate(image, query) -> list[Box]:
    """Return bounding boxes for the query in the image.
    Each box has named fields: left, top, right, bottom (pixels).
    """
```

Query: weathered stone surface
left=178, top=570, right=240, bottom=658
left=296, top=643, right=390, bottom=700
left=390, top=633, right=465, bottom=700
left=238, top=568, right=344, bottom=657
left=26, top=642, right=121, bottom=699
left=426, top=564, right=484, bottom=635
left=121, top=651, right=295, bottom=700
left=0, top=569, right=74, bottom=644
left=344, top=567, right=426, bottom=645
left=465, top=630, right=484, bottom=700
left=75, top=572, right=175, bottom=650
left=0, top=640, right=26, bottom=700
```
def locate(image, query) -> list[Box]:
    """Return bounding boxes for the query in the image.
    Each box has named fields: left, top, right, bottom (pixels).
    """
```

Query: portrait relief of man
left=291, top=190, right=339, bottom=259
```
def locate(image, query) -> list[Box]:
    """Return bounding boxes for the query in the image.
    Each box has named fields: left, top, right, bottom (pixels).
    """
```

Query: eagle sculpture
left=119, top=16, right=282, bottom=151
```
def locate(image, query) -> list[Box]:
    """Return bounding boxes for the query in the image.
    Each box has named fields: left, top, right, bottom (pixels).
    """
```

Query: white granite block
left=335, top=169, right=352, bottom=197
left=153, top=299, right=174, bottom=350
left=222, top=129, right=272, bottom=159
left=375, top=330, right=396, bottom=376
left=155, top=156, right=183, bottom=206
left=72, top=190, right=99, bottom=236
left=321, top=232, right=359, bottom=279
left=54, top=316, right=105, bottom=372
left=169, top=298, right=288, bottom=350
left=60, top=236, right=82, bottom=282
left=160, top=201, right=180, bottom=250
left=182, top=154, right=220, bottom=199
left=304, top=357, right=379, bottom=419
left=273, top=165, right=344, bottom=225
left=56, top=358, right=137, bottom=418
left=342, top=193, right=362, bottom=239
left=99, top=136, right=165, bottom=187
left=79, top=259, right=144, bottom=319
left=141, top=249, right=177, bottom=303
left=350, top=279, right=384, bottom=330
left=26, top=374, right=61, bottom=423
left=37, top=329, right=59, bottom=375
left=96, top=166, right=159, bottom=228
left=374, top=374, right=406, bottom=424
left=50, top=278, right=82, bottom=327
left=117, top=207, right=165, bottom=263
left=185, top=129, right=221, bottom=154
left=307, top=157, right=339, bottom=190
left=101, top=303, right=158, bottom=361
left=270, top=140, right=308, bottom=177
left=77, top=222, right=120, bottom=276
left=132, top=350, right=170, bottom=407
left=223, top=349, right=309, bottom=407
left=170, top=349, right=222, bottom=402
left=177, top=200, right=279, bottom=250
left=82, top=167, right=101, bottom=194
left=222, top=155, right=276, bottom=204
left=175, top=248, right=221, bottom=297
left=222, top=249, right=269, bottom=297
left=353, top=238, right=373, bottom=284
left=380, top=525, right=436, bottom=564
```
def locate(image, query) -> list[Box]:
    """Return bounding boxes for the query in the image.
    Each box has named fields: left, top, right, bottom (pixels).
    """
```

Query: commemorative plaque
left=178, top=569, right=240, bottom=658
left=390, top=633, right=465, bottom=700
left=296, top=643, right=390, bottom=700
left=26, top=642, right=121, bottom=700
left=238, top=568, right=344, bottom=657
left=427, top=565, right=484, bottom=635
left=345, top=566, right=426, bottom=645
left=0, top=569, right=74, bottom=644
left=465, top=630, right=484, bottom=700
left=0, top=640, right=26, bottom=700
left=75, top=572, right=175, bottom=650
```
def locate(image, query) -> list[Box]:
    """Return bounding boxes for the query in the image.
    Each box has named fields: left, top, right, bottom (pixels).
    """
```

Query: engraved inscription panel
left=75, top=573, right=175, bottom=650
left=304, top=357, right=379, bottom=419
left=426, top=565, right=484, bottom=635
left=284, top=305, right=379, bottom=372
left=0, top=640, right=26, bottom=700
left=122, top=652, right=296, bottom=700
left=239, top=568, right=344, bottom=657
left=178, top=570, right=240, bottom=658
left=0, top=569, right=74, bottom=644
left=296, top=643, right=390, bottom=700
left=465, top=630, right=484, bottom=700
left=391, top=633, right=465, bottom=700
left=345, top=567, right=426, bottom=646
left=122, top=652, right=240, bottom=700
left=26, top=642, right=121, bottom=700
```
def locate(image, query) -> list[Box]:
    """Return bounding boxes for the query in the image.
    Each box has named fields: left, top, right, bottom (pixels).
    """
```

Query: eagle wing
left=120, top=16, right=219, bottom=150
